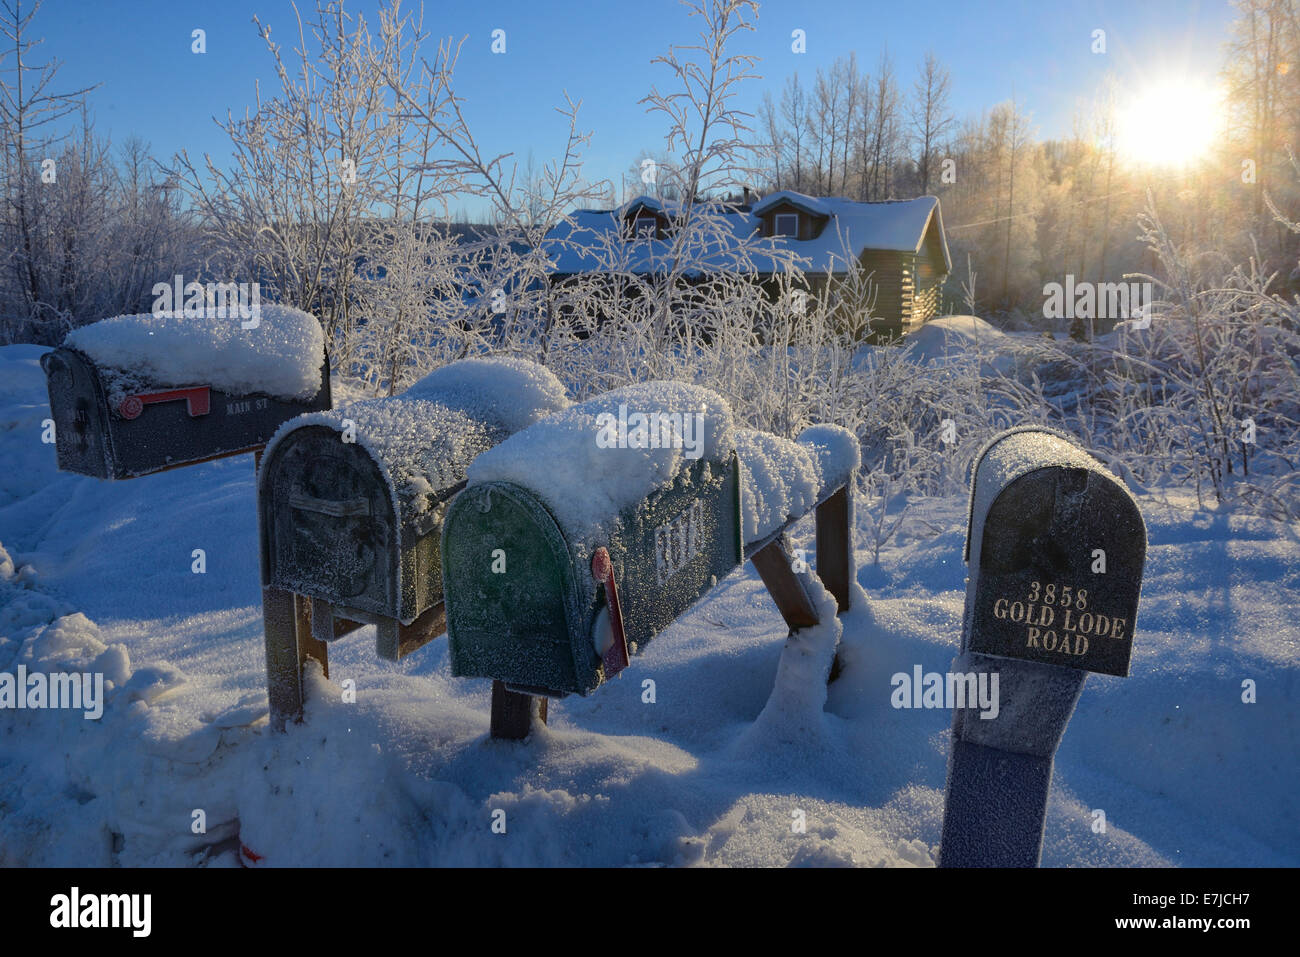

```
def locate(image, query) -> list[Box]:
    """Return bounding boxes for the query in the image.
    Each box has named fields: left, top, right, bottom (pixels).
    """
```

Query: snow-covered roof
left=750, top=190, right=834, bottom=218
left=542, top=191, right=950, bottom=276
left=623, top=195, right=666, bottom=215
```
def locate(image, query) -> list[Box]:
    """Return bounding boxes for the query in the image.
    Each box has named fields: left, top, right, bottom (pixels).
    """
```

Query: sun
left=1115, top=75, right=1224, bottom=168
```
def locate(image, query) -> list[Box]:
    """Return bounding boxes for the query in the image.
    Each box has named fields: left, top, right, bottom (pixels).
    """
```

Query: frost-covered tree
left=0, top=0, right=191, bottom=345
left=909, top=51, right=954, bottom=195
left=172, top=0, right=472, bottom=383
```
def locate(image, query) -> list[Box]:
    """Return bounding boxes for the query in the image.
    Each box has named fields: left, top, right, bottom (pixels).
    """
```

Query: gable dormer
left=621, top=196, right=669, bottom=241
left=750, top=191, right=832, bottom=241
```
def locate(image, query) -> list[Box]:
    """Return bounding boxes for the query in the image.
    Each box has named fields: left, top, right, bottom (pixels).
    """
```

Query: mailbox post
left=938, top=427, right=1146, bottom=867
left=442, top=384, right=860, bottom=740
left=258, top=357, right=570, bottom=728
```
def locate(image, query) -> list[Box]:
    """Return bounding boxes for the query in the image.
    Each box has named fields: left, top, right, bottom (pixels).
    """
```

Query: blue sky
left=34, top=0, right=1234, bottom=216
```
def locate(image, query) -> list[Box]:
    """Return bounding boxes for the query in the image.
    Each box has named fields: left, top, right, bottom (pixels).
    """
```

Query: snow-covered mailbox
left=258, top=357, right=569, bottom=726
left=40, top=306, right=330, bottom=479
left=938, top=427, right=1146, bottom=867
left=441, top=382, right=859, bottom=739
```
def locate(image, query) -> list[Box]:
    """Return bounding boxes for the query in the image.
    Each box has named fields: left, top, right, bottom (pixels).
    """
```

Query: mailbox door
left=443, top=483, right=583, bottom=695
left=262, top=425, right=400, bottom=621
left=444, top=454, right=744, bottom=697
left=41, top=349, right=114, bottom=479
left=971, top=465, right=1145, bottom=676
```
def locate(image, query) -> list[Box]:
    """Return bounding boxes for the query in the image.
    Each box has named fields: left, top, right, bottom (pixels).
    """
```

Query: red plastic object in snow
left=118, top=386, right=211, bottom=420
left=591, top=547, right=630, bottom=679
left=239, top=843, right=264, bottom=867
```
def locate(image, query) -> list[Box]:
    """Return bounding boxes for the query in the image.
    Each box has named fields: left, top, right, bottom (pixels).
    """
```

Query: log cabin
left=543, top=190, right=951, bottom=343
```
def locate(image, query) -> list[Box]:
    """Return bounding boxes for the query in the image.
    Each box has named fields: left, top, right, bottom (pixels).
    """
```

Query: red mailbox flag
left=118, top=386, right=211, bottom=420
left=591, top=547, right=630, bottom=679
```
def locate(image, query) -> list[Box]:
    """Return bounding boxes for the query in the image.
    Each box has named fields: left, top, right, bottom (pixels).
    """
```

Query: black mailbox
left=938, top=426, right=1147, bottom=867
left=961, top=426, right=1146, bottom=677
left=258, top=357, right=570, bottom=675
left=41, top=305, right=331, bottom=479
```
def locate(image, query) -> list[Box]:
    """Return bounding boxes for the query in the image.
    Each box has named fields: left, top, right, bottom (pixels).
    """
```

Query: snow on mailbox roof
left=467, top=380, right=735, bottom=543
left=263, top=356, right=570, bottom=531
left=964, top=427, right=1131, bottom=565
left=64, top=304, right=324, bottom=402
left=308, top=398, right=502, bottom=511
left=737, top=424, right=860, bottom=546
left=399, top=355, right=568, bottom=433
left=543, top=191, right=949, bottom=276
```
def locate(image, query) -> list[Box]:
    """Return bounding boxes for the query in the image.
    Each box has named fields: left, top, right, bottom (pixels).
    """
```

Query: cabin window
left=635, top=214, right=658, bottom=238
left=773, top=212, right=799, bottom=237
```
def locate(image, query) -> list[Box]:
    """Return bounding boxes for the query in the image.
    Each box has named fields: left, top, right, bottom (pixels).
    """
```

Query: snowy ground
left=0, top=343, right=1296, bottom=867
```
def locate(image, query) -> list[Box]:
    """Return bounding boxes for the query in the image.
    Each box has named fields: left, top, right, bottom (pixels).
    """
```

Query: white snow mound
left=400, top=355, right=569, bottom=434
left=903, top=314, right=1004, bottom=365
left=64, top=304, right=324, bottom=401
left=467, top=381, right=735, bottom=542
left=737, top=425, right=860, bottom=546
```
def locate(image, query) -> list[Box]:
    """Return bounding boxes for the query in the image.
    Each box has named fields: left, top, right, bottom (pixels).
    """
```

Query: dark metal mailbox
left=41, top=305, right=330, bottom=479
left=445, top=464, right=742, bottom=699
left=447, top=382, right=866, bottom=699
left=258, top=357, right=570, bottom=724
left=938, top=426, right=1147, bottom=868
left=961, top=426, right=1146, bottom=677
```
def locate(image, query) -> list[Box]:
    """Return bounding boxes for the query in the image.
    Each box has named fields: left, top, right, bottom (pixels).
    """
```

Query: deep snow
left=0, top=344, right=1296, bottom=867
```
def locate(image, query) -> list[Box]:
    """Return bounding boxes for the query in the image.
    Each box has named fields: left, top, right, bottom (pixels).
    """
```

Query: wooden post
left=294, top=593, right=329, bottom=680
left=490, top=680, right=548, bottom=741
left=375, top=601, right=447, bottom=662
left=815, top=485, right=852, bottom=613
left=264, top=587, right=329, bottom=730
left=750, top=535, right=820, bottom=631
left=263, top=587, right=297, bottom=731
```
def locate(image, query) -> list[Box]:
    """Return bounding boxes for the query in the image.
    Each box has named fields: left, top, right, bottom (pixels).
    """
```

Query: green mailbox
left=443, top=382, right=743, bottom=698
